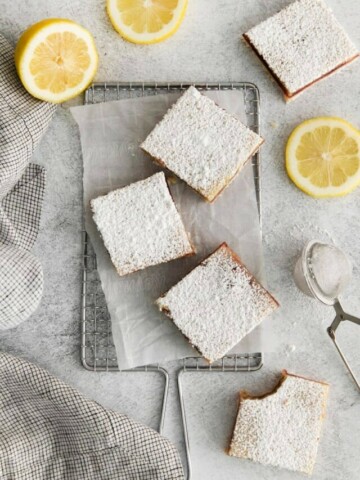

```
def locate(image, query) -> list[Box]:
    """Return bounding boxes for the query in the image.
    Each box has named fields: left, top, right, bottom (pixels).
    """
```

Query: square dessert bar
left=141, top=86, right=263, bottom=202
left=244, top=0, right=359, bottom=100
left=229, top=371, right=329, bottom=475
left=91, top=172, right=193, bottom=276
left=156, top=243, right=278, bottom=362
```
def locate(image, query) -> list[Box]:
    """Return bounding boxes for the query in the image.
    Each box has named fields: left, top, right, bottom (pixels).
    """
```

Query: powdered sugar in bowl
left=293, top=240, right=352, bottom=305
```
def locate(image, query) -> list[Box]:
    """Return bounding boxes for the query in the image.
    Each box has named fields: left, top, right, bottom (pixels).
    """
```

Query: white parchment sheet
left=72, top=90, right=273, bottom=369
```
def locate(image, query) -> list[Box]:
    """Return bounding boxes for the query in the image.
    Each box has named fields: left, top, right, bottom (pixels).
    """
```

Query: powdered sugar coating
left=156, top=244, right=278, bottom=362
left=245, top=0, right=359, bottom=96
left=91, top=172, right=193, bottom=276
left=229, top=372, right=329, bottom=475
left=141, top=87, right=263, bottom=202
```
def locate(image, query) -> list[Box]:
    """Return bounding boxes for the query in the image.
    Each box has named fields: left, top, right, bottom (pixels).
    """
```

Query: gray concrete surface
left=1, top=1, right=360, bottom=478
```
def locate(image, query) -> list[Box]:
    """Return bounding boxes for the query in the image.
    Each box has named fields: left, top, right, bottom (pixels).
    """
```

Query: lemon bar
left=141, top=87, right=263, bottom=202
left=244, top=0, right=359, bottom=100
left=156, top=243, right=278, bottom=362
left=229, top=371, right=329, bottom=475
left=91, top=172, right=193, bottom=276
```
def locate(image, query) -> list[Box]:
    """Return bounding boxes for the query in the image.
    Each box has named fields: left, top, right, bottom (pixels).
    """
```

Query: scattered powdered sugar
left=310, top=243, right=352, bottom=299
left=289, top=222, right=337, bottom=246
left=284, top=343, right=296, bottom=356
left=245, top=0, right=359, bottom=95
left=156, top=244, right=278, bottom=362
left=91, top=172, right=193, bottom=276
left=229, top=372, right=329, bottom=475
left=141, top=86, right=263, bottom=202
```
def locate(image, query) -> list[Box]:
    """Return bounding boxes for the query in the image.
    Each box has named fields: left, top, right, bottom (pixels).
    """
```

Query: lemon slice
left=15, top=19, right=98, bottom=103
left=286, top=117, right=360, bottom=198
left=107, top=0, right=188, bottom=44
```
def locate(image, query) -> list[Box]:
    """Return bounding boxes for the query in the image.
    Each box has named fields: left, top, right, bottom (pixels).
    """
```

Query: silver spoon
left=294, top=240, right=360, bottom=391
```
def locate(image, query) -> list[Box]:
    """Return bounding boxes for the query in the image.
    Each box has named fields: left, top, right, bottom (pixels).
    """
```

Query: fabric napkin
left=0, top=33, right=56, bottom=329
left=0, top=352, right=184, bottom=480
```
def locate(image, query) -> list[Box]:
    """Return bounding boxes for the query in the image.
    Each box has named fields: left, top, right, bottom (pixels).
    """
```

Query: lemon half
left=15, top=19, right=98, bottom=103
left=286, top=117, right=360, bottom=198
left=107, top=0, right=188, bottom=44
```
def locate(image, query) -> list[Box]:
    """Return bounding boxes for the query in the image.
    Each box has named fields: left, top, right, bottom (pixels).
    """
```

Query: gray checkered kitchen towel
left=0, top=32, right=184, bottom=480
left=0, top=33, right=56, bottom=329
left=0, top=352, right=184, bottom=479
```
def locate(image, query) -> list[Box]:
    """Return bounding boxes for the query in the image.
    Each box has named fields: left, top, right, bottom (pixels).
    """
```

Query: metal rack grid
left=82, top=229, right=170, bottom=434
left=81, top=81, right=263, bottom=442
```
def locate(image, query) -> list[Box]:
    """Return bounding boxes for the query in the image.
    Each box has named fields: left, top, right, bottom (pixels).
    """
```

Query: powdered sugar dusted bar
left=229, top=371, right=329, bottom=475
left=141, top=87, right=263, bottom=202
left=244, top=0, right=359, bottom=99
left=91, top=172, right=193, bottom=276
left=156, top=243, right=278, bottom=362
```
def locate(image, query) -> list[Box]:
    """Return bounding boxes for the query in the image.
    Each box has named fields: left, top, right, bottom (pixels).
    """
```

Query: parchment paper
left=72, top=90, right=270, bottom=369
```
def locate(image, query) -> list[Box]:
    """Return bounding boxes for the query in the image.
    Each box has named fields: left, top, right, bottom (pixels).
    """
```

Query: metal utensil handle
left=328, top=301, right=360, bottom=391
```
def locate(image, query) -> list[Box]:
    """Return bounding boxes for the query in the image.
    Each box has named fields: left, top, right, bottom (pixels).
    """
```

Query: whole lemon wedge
left=15, top=19, right=98, bottom=103
left=107, top=0, right=188, bottom=44
left=286, top=117, right=360, bottom=198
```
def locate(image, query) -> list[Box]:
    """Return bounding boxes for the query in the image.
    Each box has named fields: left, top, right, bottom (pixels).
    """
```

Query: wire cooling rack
left=81, top=81, right=263, bottom=446
left=82, top=81, right=262, bottom=372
